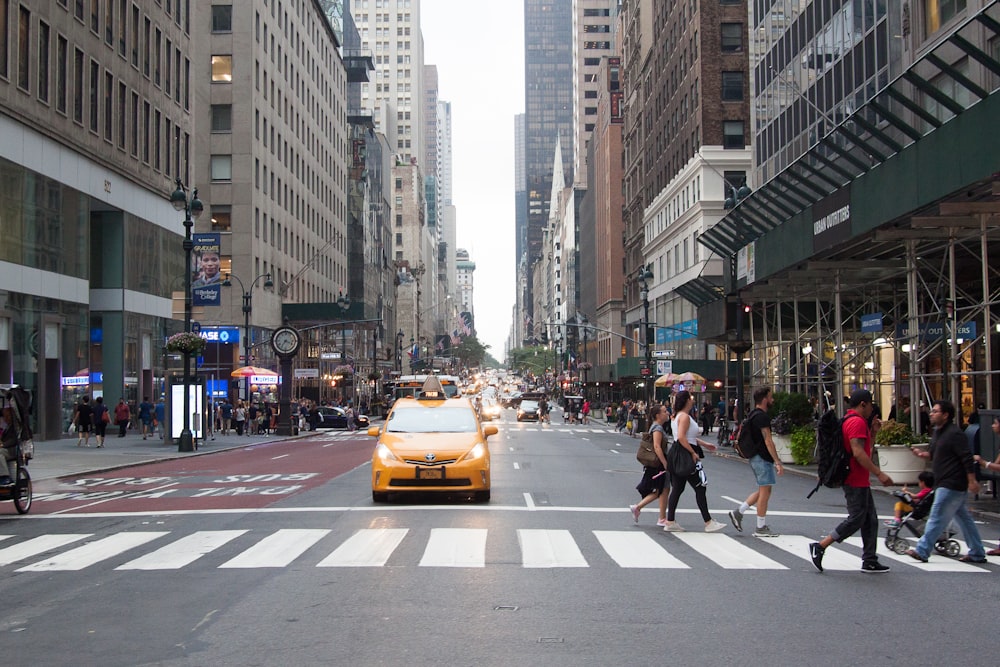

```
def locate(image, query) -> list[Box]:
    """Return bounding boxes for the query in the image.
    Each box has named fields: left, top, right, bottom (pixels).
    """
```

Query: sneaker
left=729, top=509, right=744, bottom=532
left=861, top=561, right=891, bottom=573
left=883, top=518, right=901, bottom=527
left=809, top=542, right=826, bottom=572
left=905, top=549, right=928, bottom=563
left=629, top=504, right=640, bottom=524
left=656, top=518, right=668, bottom=527
left=663, top=522, right=685, bottom=532
left=704, top=519, right=726, bottom=533
left=753, top=525, right=779, bottom=537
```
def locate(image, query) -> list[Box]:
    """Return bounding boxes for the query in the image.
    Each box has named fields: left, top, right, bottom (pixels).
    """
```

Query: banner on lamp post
left=192, top=233, right=222, bottom=306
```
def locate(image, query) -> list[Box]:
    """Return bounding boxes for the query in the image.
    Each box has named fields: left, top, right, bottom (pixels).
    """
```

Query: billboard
left=192, top=233, right=222, bottom=306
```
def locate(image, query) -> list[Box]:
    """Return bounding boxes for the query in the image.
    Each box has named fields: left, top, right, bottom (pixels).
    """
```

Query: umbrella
left=654, top=374, right=674, bottom=387
left=231, top=366, right=278, bottom=378
left=653, top=371, right=707, bottom=388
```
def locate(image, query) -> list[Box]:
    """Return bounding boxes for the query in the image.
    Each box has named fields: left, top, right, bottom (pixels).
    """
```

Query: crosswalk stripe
left=671, top=533, right=787, bottom=569
left=218, top=529, right=329, bottom=568
left=0, top=534, right=92, bottom=566
left=518, top=529, right=588, bottom=568
left=420, top=528, right=488, bottom=567
left=593, top=531, right=690, bottom=568
left=763, top=534, right=859, bottom=571
left=17, top=532, right=167, bottom=572
left=116, top=530, right=249, bottom=570
left=842, top=537, right=987, bottom=572
left=317, top=529, right=408, bottom=567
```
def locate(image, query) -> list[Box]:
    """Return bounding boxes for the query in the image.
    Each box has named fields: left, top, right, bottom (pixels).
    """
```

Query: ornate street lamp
left=222, top=272, right=274, bottom=400
left=637, top=265, right=654, bottom=405
left=169, top=178, right=203, bottom=452
left=396, top=329, right=404, bottom=373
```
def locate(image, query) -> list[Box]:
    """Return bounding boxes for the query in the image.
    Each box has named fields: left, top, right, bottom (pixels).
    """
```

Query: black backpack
left=807, top=409, right=861, bottom=498
left=733, top=408, right=763, bottom=459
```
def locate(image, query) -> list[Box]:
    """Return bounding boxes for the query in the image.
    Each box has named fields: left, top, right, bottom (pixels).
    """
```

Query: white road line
left=513, top=462, right=520, bottom=469
left=0, top=534, right=92, bottom=566
left=720, top=495, right=744, bottom=505
left=271, top=454, right=290, bottom=460
left=524, top=492, right=536, bottom=511
left=419, top=528, right=487, bottom=567
left=49, top=482, right=179, bottom=515
left=116, top=530, right=249, bottom=570
left=593, top=531, right=689, bottom=569
left=672, top=533, right=787, bottom=569
left=218, top=529, right=330, bottom=568
left=518, top=529, right=588, bottom=568
left=764, top=534, right=858, bottom=571
left=608, top=449, right=619, bottom=454
left=842, top=537, right=988, bottom=572
left=317, top=529, right=408, bottom=567
left=17, top=532, right=168, bottom=571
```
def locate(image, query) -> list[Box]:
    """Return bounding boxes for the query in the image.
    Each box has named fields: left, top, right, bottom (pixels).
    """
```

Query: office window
left=130, top=91, right=138, bottom=155
left=211, top=55, right=232, bottom=82
left=117, top=81, right=126, bottom=147
left=105, top=0, right=113, bottom=44
left=17, top=6, right=29, bottom=91
left=118, top=0, right=126, bottom=57
left=73, top=48, right=84, bottom=122
left=926, top=0, right=967, bottom=34
left=154, top=28, right=160, bottom=85
left=395, top=233, right=403, bottom=245
left=211, top=205, right=232, bottom=231
left=56, top=35, right=67, bottom=113
left=142, top=100, right=149, bottom=162
left=130, top=4, right=138, bottom=67
left=103, top=71, right=112, bottom=139
left=212, top=5, right=232, bottom=32
left=37, top=20, right=49, bottom=102
left=153, top=109, right=161, bottom=169
left=75, top=0, right=84, bottom=20
left=164, top=118, right=171, bottom=176
left=721, top=72, right=743, bottom=100
left=396, top=214, right=403, bottom=227
left=142, top=16, right=149, bottom=76
left=89, top=60, right=99, bottom=132
left=0, top=0, right=7, bottom=79
left=211, top=155, right=231, bottom=181
left=721, top=23, right=742, bottom=52
left=723, top=121, right=745, bottom=149
left=211, top=104, right=232, bottom=132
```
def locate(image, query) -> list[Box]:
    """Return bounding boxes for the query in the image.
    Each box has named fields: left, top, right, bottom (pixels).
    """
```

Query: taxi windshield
left=386, top=407, right=478, bottom=433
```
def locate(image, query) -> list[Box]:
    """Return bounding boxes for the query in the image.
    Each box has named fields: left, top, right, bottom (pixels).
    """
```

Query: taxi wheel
left=474, top=490, right=490, bottom=503
left=372, top=491, right=389, bottom=503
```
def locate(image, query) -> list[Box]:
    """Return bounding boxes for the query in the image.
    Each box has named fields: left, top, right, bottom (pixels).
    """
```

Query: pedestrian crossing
left=1, top=527, right=995, bottom=573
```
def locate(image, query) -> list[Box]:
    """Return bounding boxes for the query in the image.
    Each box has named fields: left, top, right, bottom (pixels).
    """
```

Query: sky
left=420, top=1, right=525, bottom=360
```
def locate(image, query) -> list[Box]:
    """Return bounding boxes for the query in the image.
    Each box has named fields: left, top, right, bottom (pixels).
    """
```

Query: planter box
left=772, top=434, right=797, bottom=464
left=875, top=445, right=929, bottom=485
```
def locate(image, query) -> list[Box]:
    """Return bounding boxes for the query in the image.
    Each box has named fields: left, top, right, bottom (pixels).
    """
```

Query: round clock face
left=272, top=328, right=300, bottom=355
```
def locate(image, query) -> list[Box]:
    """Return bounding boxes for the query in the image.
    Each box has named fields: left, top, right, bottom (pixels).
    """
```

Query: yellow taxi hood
left=378, top=431, right=483, bottom=455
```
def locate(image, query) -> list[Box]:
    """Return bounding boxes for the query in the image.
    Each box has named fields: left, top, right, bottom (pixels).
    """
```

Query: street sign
left=238, top=355, right=256, bottom=361
left=652, top=349, right=676, bottom=358
left=657, top=360, right=673, bottom=375
left=191, top=321, right=201, bottom=333
left=641, top=367, right=651, bottom=376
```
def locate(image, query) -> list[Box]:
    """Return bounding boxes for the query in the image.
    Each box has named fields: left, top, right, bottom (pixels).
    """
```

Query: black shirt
left=929, top=422, right=975, bottom=491
left=749, top=408, right=773, bottom=462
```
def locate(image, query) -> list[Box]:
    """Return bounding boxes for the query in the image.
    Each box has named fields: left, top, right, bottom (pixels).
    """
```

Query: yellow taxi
left=368, top=376, right=497, bottom=502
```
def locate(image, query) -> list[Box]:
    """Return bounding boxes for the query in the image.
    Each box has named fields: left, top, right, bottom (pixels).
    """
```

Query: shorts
left=749, top=454, right=777, bottom=487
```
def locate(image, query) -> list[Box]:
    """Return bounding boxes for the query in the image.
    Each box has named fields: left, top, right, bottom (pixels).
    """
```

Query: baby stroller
left=884, top=488, right=960, bottom=557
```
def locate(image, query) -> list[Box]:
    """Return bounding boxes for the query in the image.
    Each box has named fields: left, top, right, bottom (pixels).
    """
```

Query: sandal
left=986, top=548, right=1000, bottom=556
left=958, top=555, right=988, bottom=564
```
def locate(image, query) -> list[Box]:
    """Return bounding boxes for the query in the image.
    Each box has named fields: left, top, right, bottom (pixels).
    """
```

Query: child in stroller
left=884, top=471, right=934, bottom=528
left=884, top=476, right=961, bottom=557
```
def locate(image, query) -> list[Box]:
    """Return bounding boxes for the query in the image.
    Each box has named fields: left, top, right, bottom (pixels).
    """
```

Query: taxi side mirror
left=367, top=426, right=380, bottom=437
left=483, top=425, right=498, bottom=438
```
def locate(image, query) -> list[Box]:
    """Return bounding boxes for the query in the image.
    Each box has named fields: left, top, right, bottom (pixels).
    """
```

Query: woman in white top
left=663, top=390, right=726, bottom=533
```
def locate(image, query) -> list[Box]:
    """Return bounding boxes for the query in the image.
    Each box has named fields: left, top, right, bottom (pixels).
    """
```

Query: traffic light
left=646, top=325, right=655, bottom=345
left=743, top=303, right=751, bottom=313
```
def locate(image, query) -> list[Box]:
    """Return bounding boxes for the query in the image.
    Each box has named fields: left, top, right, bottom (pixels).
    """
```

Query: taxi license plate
left=417, top=467, right=444, bottom=480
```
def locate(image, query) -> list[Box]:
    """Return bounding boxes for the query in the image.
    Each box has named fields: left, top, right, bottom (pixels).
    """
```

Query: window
left=723, top=121, right=745, bottom=149
left=37, top=21, right=49, bottom=102
left=105, top=0, right=113, bottom=44
left=142, top=100, right=149, bottom=162
left=211, top=55, right=232, bottom=82
left=721, top=72, right=742, bottom=101
left=212, top=5, right=232, bottom=32
left=925, top=0, right=966, bottom=34
left=210, top=155, right=232, bottom=181
left=73, top=48, right=84, bottom=123
left=395, top=233, right=403, bottom=245
left=211, top=205, right=232, bottom=231
left=89, top=60, right=99, bottom=133
left=396, top=214, right=403, bottom=227
left=56, top=35, right=67, bottom=113
left=154, top=28, right=160, bottom=85
left=153, top=109, right=161, bottom=169
left=130, top=91, right=138, bottom=155
left=117, top=81, right=125, bottom=147
left=211, top=104, right=232, bottom=131
left=17, top=6, right=29, bottom=91
left=103, top=71, right=112, bottom=139
left=721, top=23, right=742, bottom=52
left=0, top=0, right=7, bottom=78
left=142, top=16, right=150, bottom=76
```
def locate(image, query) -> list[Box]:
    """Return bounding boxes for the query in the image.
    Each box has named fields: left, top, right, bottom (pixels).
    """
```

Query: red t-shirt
left=842, top=410, right=872, bottom=487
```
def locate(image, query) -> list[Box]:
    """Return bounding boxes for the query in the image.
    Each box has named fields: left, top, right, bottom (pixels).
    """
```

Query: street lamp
left=396, top=329, right=404, bottom=373
left=725, top=182, right=753, bottom=420
left=169, top=178, right=203, bottom=452
left=638, top=265, right=654, bottom=405
left=222, top=272, right=274, bottom=400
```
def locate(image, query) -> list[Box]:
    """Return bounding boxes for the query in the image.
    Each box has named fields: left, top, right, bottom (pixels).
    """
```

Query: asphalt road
left=2, top=410, right=998, bottom=666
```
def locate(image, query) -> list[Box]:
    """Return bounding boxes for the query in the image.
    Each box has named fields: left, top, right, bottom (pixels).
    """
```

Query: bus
left=388, top=375, right=461, bottom=401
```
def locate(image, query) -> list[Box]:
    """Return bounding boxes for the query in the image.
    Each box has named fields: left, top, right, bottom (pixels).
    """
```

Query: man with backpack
left=729, top=387, right=783, bottom=537
left=809, top=389, right=894, bottom=573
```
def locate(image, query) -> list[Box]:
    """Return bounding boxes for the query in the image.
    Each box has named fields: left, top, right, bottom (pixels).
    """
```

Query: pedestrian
left=155, top=398, right=165, bottom=437
left=905, top=399, right=988, bottom=563
left=809, top=389, right=893, bottom=573
left=234, top=400, right=247, bottom=436
left=220, top=399, right=233, bottom=435
left=114, top=397, right=131, bottom=437
left=974, top=416, right=1000, bottom=556
left=729, top=387, right=784, bottom=537
left=630, top=404, right=671, bottom=526
left=581, top=398, right=591, bottom=425
left=138, top=396, right=154, bottom=440
left=73, top=395, right=94, bottom=448
left=628, top=402, right=640, bottom=437
left=248, top=402, right=259, bottom=435
left=345, top=402, right=357, bottom=431
left=662, top=390, right=726, bottom=533
left=539, top=395, right=550, bottom=424
left=92, top=396, right=109, bottom=448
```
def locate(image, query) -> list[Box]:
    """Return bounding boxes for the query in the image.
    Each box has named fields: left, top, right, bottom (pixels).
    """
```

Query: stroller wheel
left=889, top=537, right=910, bottom=554
left=936, top=540, right=961, bottom=557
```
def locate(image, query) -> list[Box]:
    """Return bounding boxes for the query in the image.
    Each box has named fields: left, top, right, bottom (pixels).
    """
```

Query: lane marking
left=419, top=528, right=487, bottom=567
left=765, top=534, right=858, bottom=571
left=608, top=449, right=619, bottom=454
left=672, top=533, right=787, bottom=569
left=524, top=492, right=536, bottom=511
left=49, top=482, right=179, bottom=515
left=271, top=454, right=290, bottom=460
left=513, top=462, right=520, bottom=470
left=117, top=530, right=249, bottom=570
left=518, top=529, right=588, bottom=568
left=0, top=534, right=93, bottom=566
left=17, top=532, right=168, bottom=571
left=593, top=531, right=689, bottom=568
left=219, top=529, right=330, bottom=568
left=843, top=537, right=988, bottom=572
left=317, top=529, right=408, bottom=567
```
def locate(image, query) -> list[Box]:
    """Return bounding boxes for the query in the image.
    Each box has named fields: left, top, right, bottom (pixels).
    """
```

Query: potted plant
left=768, top=392, right=814, bottom=463
left=789, top=424, right=815, bottom=465
left=875, top=420, right=929, bottom=485
left=165, top=332, right=206, bottom=356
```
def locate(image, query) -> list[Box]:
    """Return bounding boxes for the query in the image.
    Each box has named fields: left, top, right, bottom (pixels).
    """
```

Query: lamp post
left=725, top=181, right=753, bottom=420
left=222, top=272, right=274, bottom=401
left=169, top=178, right=203, bottom=453
left=337, top=290, right=351, bottom=401
left=396, top=329, right=404, bottom=373
left=582, top=316, right=590, bottom=390
left=638, top=265, right=654, bottom=405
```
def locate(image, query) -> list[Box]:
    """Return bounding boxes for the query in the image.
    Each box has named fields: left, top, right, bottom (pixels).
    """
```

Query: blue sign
left=206, top=379, right=229, bottom=398
left=895, top=321, right=978, bottom=342
left=656, top=319, right=698, bottom=344
left=198, top=327, right=240, bottom=343
left=192, top=283, right=222, bottom=307
left=860, top=312, right=883, bottom=333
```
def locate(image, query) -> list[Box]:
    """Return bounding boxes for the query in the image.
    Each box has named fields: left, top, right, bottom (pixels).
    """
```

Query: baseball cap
left=848, top=389, right=873, bottom=407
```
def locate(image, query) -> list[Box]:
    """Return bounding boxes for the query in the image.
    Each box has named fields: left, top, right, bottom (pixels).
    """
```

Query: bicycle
left=716, top=417, right=732, bottom=446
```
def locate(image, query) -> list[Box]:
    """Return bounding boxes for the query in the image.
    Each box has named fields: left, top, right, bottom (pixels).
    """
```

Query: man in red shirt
left=809, top=389, right=894, bottom=573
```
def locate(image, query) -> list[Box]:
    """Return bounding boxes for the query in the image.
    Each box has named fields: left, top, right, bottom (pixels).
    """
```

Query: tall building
left=572, top=0, right=615, bottom=188
left=353, top=0, right=424, bottom=163
left=0, top=1, right=194, bottom=440
left=456, top=248, right=476, bottom=333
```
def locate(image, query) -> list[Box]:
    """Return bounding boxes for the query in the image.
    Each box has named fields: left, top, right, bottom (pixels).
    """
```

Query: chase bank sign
left=198, top=327, right=240, bottom=344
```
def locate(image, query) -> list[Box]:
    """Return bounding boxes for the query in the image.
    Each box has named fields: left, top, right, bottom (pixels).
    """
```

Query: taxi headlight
left=463, top=443, right=486, bottom=461
left=375, top=443, right=398, bottom=462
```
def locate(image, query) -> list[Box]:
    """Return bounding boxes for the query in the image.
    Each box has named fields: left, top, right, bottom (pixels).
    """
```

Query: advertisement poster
left=192, top=233, right=222, bottom=306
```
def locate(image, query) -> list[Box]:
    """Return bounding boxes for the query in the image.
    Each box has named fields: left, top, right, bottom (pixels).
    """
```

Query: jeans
left=830, top=484, right=879, bottom=564
left=915, top=486, right=985, bottom=559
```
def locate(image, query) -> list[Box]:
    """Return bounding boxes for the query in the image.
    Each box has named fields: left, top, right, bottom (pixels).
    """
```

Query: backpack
left=733, top=408, right=763, bottom=459
left=807, top=410, right=862, bottom=498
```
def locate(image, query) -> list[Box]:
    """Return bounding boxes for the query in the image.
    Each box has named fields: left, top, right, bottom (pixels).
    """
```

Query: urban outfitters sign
left=812, top=186, right=852, bottom=252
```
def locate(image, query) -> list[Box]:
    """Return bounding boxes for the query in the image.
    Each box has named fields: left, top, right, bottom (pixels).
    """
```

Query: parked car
left=314, top=406, right=371, bottom=430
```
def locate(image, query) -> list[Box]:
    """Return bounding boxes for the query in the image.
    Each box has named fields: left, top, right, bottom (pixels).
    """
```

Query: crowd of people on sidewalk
left=627, top=385, right=1000, bottom=573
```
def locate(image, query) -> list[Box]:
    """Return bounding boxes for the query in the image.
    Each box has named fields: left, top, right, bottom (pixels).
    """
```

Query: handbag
left=101, top=411, right=110, bottom=424
left=636, top=431, right=659, bottom=467
left=667, top=441, right=696, bottom=478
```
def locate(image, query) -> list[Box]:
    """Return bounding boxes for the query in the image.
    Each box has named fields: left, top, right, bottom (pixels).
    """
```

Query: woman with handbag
left=663, top=390, right=727, bottom=533
left=630, top=404, right=671, bottom=525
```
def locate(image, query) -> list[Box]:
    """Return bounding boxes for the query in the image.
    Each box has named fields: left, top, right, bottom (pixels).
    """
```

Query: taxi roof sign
left=418, top=375, right=446, bottom=399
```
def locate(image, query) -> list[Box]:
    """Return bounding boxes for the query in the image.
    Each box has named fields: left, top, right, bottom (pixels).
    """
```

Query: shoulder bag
left=636, top=431, right=659, bottom=467
left=667, top=440, right=697, bottom=478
